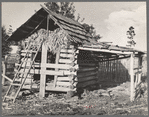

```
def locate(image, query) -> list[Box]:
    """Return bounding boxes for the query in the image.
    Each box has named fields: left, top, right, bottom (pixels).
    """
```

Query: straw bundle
left=25, top=28, right=70, bottom=54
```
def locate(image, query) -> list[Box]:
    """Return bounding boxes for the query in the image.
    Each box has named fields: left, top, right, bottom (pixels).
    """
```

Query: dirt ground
left=2, top=81, right=148, bottom=116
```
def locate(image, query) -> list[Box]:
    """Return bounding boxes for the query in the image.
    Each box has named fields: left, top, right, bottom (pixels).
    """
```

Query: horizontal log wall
left=16, top=45, right=78, bottom=92
left=55, top=45, right=78, bottom=90
left=76, top=50, right=99, bottom=88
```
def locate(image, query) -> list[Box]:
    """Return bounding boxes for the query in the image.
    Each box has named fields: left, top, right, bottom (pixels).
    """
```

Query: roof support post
left=39, top=43, right=47, bottom=99
left=47, top=14, right=50, bottom=34
left=39, top=15, right=49, bottom=99
left=2, top=61, right=6, bottom=85
left=130, top=52, right=134, bottom=101
left=135, top=54, right=143, bottom=88
left=138, top=54, right=143, bottom=84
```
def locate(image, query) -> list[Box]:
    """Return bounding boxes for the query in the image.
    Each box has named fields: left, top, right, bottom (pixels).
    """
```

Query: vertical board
left=130, top=53, right=134, bottom=101
left=115, top=60, right=117, bottom=82
left=53, top=48, right=60, bottom=87
left=39, top=43, right=47, bottom=99
left=2, top=61, right=6, bottom=85
left=110, top=61, right=111, bottom=81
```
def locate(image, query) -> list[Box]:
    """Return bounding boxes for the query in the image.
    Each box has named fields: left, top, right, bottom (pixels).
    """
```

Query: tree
left=82, top=23, right=102, bottom=41
left=45, top=2, right=102, bottom=42
left=126, top=26, right=136, bottom=47
left=45, top=2, right=76, bottom=19
left=2, top=26, right=12, bottom=58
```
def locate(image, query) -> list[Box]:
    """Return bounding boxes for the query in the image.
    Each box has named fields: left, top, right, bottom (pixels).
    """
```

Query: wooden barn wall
left=15, top=44, right=78, bottom=92
left=76, top=50, right=98, bottom=88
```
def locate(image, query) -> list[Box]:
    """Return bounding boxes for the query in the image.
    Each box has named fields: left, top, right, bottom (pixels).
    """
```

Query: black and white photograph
left=1, top=1, right=147, bottom=116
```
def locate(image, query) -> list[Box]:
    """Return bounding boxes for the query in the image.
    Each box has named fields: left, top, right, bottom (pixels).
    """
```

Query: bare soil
left=2, top=81, right=148, bottom=116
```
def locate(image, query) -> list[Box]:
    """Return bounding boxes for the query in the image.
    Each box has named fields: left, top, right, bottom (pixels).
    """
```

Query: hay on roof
left=25, top=28, right=70, bottom=54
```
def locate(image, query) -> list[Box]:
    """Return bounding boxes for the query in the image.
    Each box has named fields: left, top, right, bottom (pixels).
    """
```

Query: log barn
left=4, top=5, right=145, bottom=102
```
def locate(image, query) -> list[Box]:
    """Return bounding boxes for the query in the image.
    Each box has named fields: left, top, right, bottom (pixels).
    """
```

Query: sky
left=2, top=2, right=147, bottom=51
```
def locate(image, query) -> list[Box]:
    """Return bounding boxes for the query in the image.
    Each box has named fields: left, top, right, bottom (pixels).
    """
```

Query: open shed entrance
left=78, top=46, right=144, bottom=101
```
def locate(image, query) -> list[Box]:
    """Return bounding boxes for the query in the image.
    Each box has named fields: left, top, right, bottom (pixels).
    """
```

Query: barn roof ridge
left=6, top=5, right=93, bottom=44
left=6, top=5, right=145, bottom=55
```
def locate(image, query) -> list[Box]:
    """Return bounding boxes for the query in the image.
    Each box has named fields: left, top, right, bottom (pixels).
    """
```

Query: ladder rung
left=21, top=60, right=33, bottom=63
left=22, top=50, right=37, bottom=53
left=11, top=83, right=21, bottom=86
left=18, top=72, right=32, bottom=75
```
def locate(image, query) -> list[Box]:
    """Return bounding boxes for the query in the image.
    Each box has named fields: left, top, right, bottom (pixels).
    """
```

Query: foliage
left=45, top=2, right=76, bottom=19
left=2, top=26, right=12, bottom=58
left=126, top=26, right=136, bottom=47
left=44, top=2, right=102, bottom=42
left=82, top=23, right=102, bottom=41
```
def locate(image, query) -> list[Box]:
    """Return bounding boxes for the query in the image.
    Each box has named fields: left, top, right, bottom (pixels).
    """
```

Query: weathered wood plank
left=78, top=60, right=97, bottom=64
left=78, top=62, right=97, bottom=66
left=60, top=49, right=79, bottom=53
left=57, top=77, right=72, bottom=81
left=59, top=70, right=77, bottom=75
left=59, top=59, right=77, bottom=64
left=100, top=62, right=104, bottom=81
left=47, top=63, right=77, bottom=69
left=78, top=47, right=132, bottom=55
left=116, top=59, right=118, bottom=82
left=109, top=61, right=112, bottom=81
left=14, top=78, right=33, bottom=84
left=60, top=53, right=77, bottom=58
left=130, top=53, right=134, bottom=101
left=15, top=63, right=41, bottom=68
left=56, top=81, right=77, bottom=87
left=78, top=67, right=97, bottom=72
left=39, top=43, right=47, bottom=99
left=21, top=58, right=32, bottom=62
left=19, top=69, right=77, bottom=76
left=2, top=74, right=13, bottom=82
left=77, top=79, right=97, bottom=88
left=2, top=61, right=6, bottom=85
left=21, top=53, right=32, bottom=56
left=22, top=84, right=75, bottom=92
left=77, top=75, right=97, bottom=82
left=53, top=48, right=60, bottom=87
left=21, top=50, right=37, bottom=53
left=16, top=63, right=79, bottom=70
left=77, top=71, right=98, bottom=78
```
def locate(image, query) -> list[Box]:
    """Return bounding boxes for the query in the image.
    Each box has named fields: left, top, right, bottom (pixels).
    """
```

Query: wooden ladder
left=3, top=38, right=44, bottom=103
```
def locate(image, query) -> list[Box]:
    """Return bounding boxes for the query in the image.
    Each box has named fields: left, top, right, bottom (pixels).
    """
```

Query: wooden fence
left=98, top=59, right=130, bottom=86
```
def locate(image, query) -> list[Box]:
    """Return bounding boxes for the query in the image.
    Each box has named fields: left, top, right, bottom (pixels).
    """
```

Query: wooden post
left=138, top=55, right=143, bottom=84
left=53, top=48, right=60, bottom=87
left=39, top=43, right=47, bottom=99
left=2, top=61, right=6, bottom=85
left=39, top=14, right=49, bottom=98
left=116, top=59, right=118, bottom=82
left=130, top=53, right=134, bottom=101
left=2, top=55, right=8, bottom=85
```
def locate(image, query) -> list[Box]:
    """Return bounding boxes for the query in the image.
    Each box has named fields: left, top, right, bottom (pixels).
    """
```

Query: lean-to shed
left=5, top=6, right=145, bottom=102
